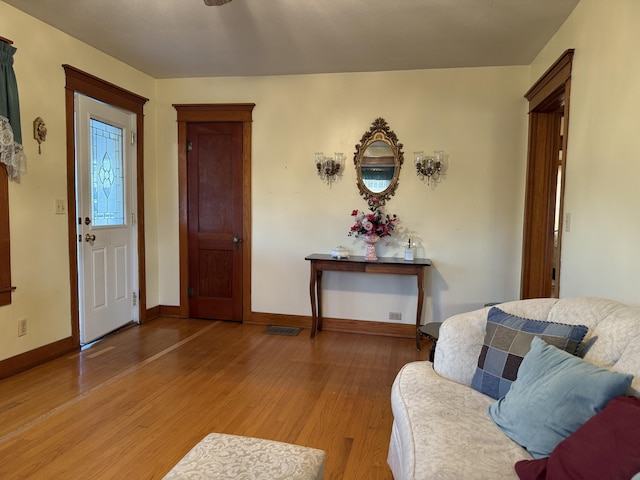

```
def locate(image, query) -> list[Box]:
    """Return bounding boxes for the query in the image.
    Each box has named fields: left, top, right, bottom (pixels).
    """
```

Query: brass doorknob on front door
left=85, top=233, right=96, bottom=242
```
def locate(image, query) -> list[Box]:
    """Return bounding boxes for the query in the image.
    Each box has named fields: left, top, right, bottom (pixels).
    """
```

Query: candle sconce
left=415, top=150, right=448, bottom=185
left=315, top=152, right=344, bottom=185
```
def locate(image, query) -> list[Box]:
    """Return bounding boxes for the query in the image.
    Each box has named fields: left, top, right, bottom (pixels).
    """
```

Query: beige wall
left=156, top=67, right=529, bottom=324
left=0, top=3, right=158, bottom=361
left=3, top=0, right=638, bottom=364
left=530, top=0, right=640, bottom=303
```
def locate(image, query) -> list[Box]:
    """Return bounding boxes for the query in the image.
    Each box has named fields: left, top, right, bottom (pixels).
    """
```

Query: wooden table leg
left=309, top=262, right=318, bottom=338
left=416, top=269, right=425, bottom=350
left=316, top=271, right=323, bottom=332
left=429, top=341, right=436, bottom=362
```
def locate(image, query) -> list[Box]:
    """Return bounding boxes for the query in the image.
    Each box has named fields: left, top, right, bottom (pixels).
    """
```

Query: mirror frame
left=354, top=117, right=404, bottom=208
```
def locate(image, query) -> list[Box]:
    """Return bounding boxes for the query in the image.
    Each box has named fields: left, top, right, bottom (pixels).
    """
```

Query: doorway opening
left=520, top=50, right=574, bottom=299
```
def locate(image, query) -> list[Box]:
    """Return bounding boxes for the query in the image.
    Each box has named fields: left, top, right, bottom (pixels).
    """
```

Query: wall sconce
left=414, top=150, right=447, bottom=185
left=315, top=152, right=344, bottom=185
left=33, top=116, right=47, bottom=154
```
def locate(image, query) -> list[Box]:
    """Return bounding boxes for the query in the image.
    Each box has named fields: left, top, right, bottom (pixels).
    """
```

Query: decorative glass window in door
left=90, top=118, right=125, bottom=226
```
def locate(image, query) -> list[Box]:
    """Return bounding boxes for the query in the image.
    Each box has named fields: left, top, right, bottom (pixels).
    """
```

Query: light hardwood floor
left=0, top=318, right=431, bottom=479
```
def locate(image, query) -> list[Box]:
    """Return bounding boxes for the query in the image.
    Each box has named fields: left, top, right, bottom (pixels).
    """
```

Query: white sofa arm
left=432, top=308, right=488, bottom=386
left=432, top=298, right=561, bottom=386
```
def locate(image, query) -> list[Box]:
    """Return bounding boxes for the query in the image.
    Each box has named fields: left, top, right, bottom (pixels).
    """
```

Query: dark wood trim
left=0, top=336, right=77, bottom=380
left=173, top=104, right=254, bottom=122
left=520, top=50, right=573, bottom=299
left=63, top=65, right=148, bottom=344
left=525, top=50, right=574, bottom=111
left=176, top=119, right=190, bottom=319
left=173, top=104, right=255, bottom=320
left=249, top=312, right=416, bottom=338
left=63, top=82, right=80, bottom=342
left=322, top=317, right=416, bottom=338
left=0, top=163, right=11, bottom=306
left=63, top=65, right=148, bottom=113
left=0, top=38, right=18, bottom=306
left=555, top=78, right=571, bottom=296
left=146, top=305, right=161, bottom=321
left=136, top=306, right=419, bottom=338
left=159, top=305, right=182, bottom=318
left=248, top=312, right=312, bottom=329
left=242, top=121, right=253, bottom=322
left=146, top=305, right=191, bottom=321
left=135, top=107, right=148, bottom=323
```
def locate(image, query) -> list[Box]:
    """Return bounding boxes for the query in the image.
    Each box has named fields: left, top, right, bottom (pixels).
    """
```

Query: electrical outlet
left=55, top=199, right=66, bottom=215
left=18, top=318, right=27, bottom=337
left=389, top=312, right=402, bottom=321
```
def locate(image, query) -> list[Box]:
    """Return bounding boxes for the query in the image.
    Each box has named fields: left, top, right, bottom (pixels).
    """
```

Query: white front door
left=76, top=94, right=138, bottom=344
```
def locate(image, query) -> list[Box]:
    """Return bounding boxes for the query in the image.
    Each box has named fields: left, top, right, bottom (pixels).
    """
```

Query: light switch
left=55, top=199, right=67, bottom=215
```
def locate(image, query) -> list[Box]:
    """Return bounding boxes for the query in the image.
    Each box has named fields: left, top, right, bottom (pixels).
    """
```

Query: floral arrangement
left=348, top=206, right=398, bottom=238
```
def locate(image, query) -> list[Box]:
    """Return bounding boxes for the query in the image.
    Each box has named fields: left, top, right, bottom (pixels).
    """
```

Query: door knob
left=233, top=236, right=241, bottom=245
left=85, top=233, right=96, bottom=242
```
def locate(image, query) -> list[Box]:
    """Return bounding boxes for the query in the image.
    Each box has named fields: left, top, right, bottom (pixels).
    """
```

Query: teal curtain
left=0, top=41, right=26, bottom=179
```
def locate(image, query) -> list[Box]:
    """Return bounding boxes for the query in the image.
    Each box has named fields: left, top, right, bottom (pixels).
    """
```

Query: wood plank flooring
left=0, top=318, right=431, bottom=479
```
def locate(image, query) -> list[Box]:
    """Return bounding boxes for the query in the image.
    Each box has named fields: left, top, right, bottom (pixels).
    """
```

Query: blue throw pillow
left=471, top=307, right=588, bottom=399
left=488, top=336, right=633, bottom=459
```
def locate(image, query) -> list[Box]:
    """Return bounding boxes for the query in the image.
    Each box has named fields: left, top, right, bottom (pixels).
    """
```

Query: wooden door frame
left=0, top=164, right=12, bottom=306
left=64, top=65, right=148, bottom=346
left=520, top=50, right=574, bottom=299
left=174, top=104, right=254, bottom=319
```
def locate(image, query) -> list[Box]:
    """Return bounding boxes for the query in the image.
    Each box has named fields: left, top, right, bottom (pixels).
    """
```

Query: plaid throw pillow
left=471, top=307, right=588, bottom=399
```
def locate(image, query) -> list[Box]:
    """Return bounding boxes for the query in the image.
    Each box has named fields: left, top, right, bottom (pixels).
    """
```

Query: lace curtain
left=0, top=41, right=26, bottom=180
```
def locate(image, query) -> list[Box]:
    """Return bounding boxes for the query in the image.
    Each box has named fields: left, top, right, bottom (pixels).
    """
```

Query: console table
left=305, top=254, right=432, bottom=348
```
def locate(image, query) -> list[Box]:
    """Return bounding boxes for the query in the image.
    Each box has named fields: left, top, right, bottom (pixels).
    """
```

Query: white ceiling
left=4, top=0, right=579, bottom=79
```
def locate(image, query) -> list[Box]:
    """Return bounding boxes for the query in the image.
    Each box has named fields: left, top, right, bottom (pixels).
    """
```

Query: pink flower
left=347, top=206, right=399, bottom=239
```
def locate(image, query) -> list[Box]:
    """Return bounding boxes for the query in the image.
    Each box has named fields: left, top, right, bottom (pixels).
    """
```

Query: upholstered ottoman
left=163, top=433, right=326, bottom=479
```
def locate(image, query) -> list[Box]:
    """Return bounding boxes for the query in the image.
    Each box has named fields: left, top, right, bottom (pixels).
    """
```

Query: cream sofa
left=388, top=297, right=640, bottom=480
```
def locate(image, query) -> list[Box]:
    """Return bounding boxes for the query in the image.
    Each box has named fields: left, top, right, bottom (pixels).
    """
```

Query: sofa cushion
left=488, top=337, right=633, bottom=459
left=514, top=395, right=640, bottom=480
left=471, top=307, right=588, bottom=399
left=389, top=361, right=533, bottom=480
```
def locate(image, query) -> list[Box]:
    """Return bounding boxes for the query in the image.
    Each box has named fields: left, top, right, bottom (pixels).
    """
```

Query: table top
left=305, top=253, right=432, bottom=266
left=418, top=322, right=442, bottom=339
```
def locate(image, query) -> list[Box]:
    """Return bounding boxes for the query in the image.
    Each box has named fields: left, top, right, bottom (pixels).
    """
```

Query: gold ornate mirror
left=354, top=118, right=404, bottom=207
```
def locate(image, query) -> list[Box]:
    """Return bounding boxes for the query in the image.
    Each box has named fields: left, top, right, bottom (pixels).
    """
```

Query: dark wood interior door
left=520, top=111, right=563, bottom=298
left=187, top=122, right=243, bottom=320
